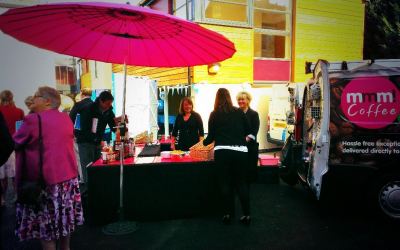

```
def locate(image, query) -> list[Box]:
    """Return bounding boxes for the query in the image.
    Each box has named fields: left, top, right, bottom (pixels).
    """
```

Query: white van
left=267, top=84, right=291, bottom=145
left=267, top=83, right=305, bottom=146
left=280, top=59, right=400, bottom=219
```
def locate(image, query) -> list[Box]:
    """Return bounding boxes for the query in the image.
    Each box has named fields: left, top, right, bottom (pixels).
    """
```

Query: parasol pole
left=102, top=53, right=140, bottom=236
left=119, top=62, right=127, bottom=220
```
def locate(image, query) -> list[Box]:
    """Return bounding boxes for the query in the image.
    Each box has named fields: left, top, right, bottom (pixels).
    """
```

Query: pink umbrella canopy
left=0, top=1, right=236, bottom=67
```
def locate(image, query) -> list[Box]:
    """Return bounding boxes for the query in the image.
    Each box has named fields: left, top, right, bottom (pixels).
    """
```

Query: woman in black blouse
left=202, top=88, right=253, bottom=225
left=171, top=97, right=204, bottom=151
left=236, top=91, right=260, bottom=186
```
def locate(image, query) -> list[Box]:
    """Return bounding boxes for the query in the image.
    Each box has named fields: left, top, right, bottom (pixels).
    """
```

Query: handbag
left=17, top=114, right=46, bottom=206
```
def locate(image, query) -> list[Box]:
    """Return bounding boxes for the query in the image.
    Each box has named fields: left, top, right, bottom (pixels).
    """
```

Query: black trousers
left=246, top=142, right=259, bottom=187
left=214, top=149, right=250, bottom=216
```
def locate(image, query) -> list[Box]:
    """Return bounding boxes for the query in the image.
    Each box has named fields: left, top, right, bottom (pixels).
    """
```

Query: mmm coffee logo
left=341, top=76, right=400, bottom=129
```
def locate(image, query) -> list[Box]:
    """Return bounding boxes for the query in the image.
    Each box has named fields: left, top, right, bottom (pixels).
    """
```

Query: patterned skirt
left=15, top=177, right=84, bottom=241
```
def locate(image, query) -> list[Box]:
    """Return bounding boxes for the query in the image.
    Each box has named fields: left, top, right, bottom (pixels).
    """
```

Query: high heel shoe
left=222, top=215, right=231, bottom=225
left=239, top=216, right=251, bottom=225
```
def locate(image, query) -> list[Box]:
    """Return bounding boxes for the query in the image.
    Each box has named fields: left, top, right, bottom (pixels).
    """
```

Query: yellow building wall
left=293, top=0, right=365, bottom=82
left=193, top=24, right=253, bottom=84
left=80, top=72, right=92, bottom=89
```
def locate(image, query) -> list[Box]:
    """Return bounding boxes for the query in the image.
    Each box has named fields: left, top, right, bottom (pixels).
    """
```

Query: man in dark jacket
left=69, top=88, right=93, bottom=183
left=76, top=91, right=116, bottom=184
left=69, top=88, right=93, bottom=130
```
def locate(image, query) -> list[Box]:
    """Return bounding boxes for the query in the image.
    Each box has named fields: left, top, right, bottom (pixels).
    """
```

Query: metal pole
left=102, top=20, right=139, bottom=236
left=163, top=85, right=169, bottom=137
left=119, top=63, right=127, bottom=220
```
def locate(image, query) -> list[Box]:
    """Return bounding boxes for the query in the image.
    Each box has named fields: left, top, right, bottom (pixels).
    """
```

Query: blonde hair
left=37, top=86, right=61, bottom=109
left=24, top=95, right=33, bottom=109
left=0, top=90, right=15, bottom=107
left=236, top=91, right=252, bottom=104
left=81, top=87, right=92, bottom=97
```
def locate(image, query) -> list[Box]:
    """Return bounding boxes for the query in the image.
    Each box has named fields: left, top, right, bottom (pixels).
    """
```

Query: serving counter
left=86, top=153, right=219, bottom=226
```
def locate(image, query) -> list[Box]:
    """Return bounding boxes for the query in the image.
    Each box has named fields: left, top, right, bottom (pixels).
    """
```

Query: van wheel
left=368, top=173, right=400, bottom=220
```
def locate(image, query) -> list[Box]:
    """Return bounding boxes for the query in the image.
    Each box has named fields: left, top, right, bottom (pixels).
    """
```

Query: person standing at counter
left=236, top=91, right=260, bottom=187
left=13, top=86, right=84, bottom=250
left=202, top=88, right=254, bottom=225
left=0, top=90, right=24, bottom=206
left=76, top=90, right=116, bottom=185
left=171, top=97, right=204, bottom=151
left=69, top=88, right=93, bottom=184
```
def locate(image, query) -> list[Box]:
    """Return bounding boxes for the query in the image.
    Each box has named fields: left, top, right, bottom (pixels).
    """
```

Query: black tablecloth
left=87, top=161, right=219, bottom=226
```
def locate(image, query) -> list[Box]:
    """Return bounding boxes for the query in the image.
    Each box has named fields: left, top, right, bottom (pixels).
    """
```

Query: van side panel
left=328, top=69, right=400, bottom=167
left=321, top=163, right=379, bottom=201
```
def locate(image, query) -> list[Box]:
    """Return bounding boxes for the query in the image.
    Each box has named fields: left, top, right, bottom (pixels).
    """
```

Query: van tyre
left=368, top=173, right=400, bottom=220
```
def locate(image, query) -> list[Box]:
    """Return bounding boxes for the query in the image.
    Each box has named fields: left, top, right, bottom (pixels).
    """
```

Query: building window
left=253, top=0, right=291, bottom=59
left=198, top=0, right=249, bottom=25
left=204, top=0, right=247, bottom=23
left=173, top=0, right=195, bottom=21
left=197, top=0, right=292, bottom=59
left=254, top=33, right=290, bottom=59
left=55, top=65, right=74, bottom=85
left=81, top=59, right=90, bottom=75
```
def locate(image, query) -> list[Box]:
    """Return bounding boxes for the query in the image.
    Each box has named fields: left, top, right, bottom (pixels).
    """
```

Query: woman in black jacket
left=236, top=91, right=260, bottom=186
left=171, top=97, right=204, bottom=151
left=202, top=88, right=254, bottom=225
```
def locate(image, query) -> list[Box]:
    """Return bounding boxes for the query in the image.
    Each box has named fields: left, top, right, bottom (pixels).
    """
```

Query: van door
left=300, top=60, right=331, bottom=198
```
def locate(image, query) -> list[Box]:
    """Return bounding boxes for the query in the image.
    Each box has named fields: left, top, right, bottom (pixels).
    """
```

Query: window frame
left=253, top=1, right=292, bottom=60
left=195, top=0, right=252, bottom=27
left=173, top=0, right=195, bottom=21
left=195, top=0, right=293, bottom=60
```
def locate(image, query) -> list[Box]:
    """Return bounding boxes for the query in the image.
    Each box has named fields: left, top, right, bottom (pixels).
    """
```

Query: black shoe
left=222, top=215, right=231, bottom=225
left=239, top=216, right=251, bottom=225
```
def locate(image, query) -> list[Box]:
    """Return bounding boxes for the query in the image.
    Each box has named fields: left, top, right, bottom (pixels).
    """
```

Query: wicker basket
left=190, top=141, right=214, bottom=161
left=134, top=131, right=153, bottom=144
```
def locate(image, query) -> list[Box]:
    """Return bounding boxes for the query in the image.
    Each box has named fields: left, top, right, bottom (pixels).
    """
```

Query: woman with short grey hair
left=36, top=86, right=61, bottom=110
left=13, top=86, right=84, bottom=249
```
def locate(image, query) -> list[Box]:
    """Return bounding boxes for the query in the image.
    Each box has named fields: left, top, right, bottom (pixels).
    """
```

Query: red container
left=171, top=152, right=185, bottom=161
left=259, top=155, right=279, bottom=166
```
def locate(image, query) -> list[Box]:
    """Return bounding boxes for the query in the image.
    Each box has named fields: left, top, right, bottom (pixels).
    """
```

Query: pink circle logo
left=341, top=76, right=400, bottom=129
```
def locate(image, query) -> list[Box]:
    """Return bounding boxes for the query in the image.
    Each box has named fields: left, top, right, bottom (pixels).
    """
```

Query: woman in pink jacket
left=13, top=86, right=84, bottom=250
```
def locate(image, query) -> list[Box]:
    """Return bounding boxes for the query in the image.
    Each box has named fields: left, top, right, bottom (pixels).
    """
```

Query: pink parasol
left=0, top=1, right=235, bottom=67
left=0, top=1, right=236, bottom=235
